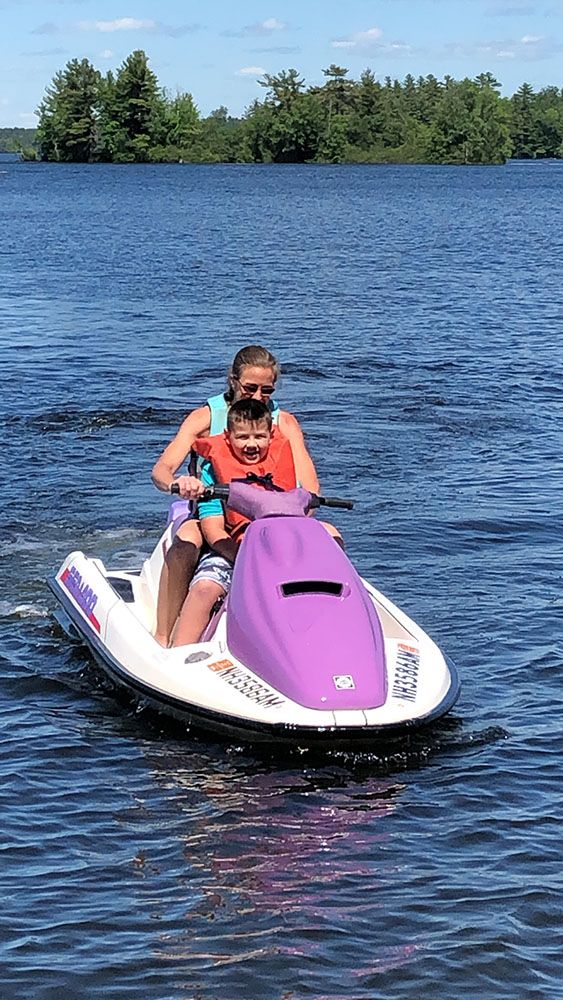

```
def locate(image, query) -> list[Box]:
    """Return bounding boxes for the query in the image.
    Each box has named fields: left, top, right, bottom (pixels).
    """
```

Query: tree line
left=28, top=50, right=563, bottom=164
left=0, top=127, right=37, bottom=153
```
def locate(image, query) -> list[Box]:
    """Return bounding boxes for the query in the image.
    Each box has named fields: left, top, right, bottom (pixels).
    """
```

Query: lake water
left=1, top=161, right=562, bottom=998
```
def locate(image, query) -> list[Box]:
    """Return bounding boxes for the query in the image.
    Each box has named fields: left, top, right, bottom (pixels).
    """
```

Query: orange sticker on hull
left=207, top=659, right=234, bottom=672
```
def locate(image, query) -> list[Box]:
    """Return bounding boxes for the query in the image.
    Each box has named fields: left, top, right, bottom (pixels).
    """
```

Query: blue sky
left=1, top=0, right=563, bottom=127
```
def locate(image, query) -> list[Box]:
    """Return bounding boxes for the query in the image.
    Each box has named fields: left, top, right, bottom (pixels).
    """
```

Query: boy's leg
left=172, top=579, right=226, bottom=647
left=172, top=553, right=233, bottom=647
left=154, top=519, right=202, bottom=647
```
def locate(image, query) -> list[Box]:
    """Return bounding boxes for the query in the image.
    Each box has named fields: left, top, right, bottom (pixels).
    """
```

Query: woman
left=151, top=345, right=320, bottom=646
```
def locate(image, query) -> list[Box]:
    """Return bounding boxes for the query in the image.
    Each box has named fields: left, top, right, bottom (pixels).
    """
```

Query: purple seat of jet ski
left=167, top=500, right=194, bottom=534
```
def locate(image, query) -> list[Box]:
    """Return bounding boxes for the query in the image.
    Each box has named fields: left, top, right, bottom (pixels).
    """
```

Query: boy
left=172, top=398, right=342, bottom=646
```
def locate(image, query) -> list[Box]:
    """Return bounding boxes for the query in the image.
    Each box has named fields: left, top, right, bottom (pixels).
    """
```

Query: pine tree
left=36, top=58, right=101, bottom=162
left=258, top=69, right=305, bottom=109
left=108, top=50, right=165, bottom=162
left=510, top=83, right=538, bottom=158
left=533, top=86, right=563, bottom=158
left=346, top=69, right=387, bottom=150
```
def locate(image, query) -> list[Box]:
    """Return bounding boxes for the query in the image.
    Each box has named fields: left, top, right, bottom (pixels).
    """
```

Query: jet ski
left=48, top=483, right=460, bottom=746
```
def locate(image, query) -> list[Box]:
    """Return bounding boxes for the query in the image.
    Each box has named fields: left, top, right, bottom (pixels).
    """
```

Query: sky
left=1, top=0, right=563, bottom=128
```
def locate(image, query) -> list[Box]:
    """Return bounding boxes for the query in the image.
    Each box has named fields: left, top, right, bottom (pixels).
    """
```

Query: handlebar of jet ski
left=171, top=482, right=354, bottom=509
left=170, top=483, right=230, bottom=501
left=170, top=483, right=354, bottom=510
left=309, top=494, right=354, bottom=510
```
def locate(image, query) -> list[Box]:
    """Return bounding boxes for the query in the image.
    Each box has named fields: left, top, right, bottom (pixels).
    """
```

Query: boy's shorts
left=191, top=553, right=233, bottom=594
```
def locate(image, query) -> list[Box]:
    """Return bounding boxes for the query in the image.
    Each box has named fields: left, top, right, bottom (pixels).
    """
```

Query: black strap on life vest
left=232, top=472, right=285, bottom=493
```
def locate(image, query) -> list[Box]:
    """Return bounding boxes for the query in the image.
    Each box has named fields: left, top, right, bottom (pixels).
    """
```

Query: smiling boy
left=171, top=398, right=297, bottom=645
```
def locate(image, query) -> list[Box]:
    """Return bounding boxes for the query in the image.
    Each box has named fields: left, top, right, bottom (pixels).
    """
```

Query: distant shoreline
left=6, top=55, right=563, bottom=166
left=4, top=154, right=562, bottom=167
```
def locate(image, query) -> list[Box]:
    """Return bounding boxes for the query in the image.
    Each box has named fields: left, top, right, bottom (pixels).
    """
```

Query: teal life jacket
left=207, top=392, right=280, bottom=434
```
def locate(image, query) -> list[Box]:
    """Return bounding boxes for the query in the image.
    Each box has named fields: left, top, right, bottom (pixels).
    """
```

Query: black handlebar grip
left=213, top=485, right=230, bottom=502
left=170, top=483, right=180, bottom=495
left=318, top=496, right=355, bottom=510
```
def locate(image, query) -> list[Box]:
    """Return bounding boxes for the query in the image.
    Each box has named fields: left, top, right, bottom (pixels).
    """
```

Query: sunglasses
left=236, top=379, right=276, bottom=397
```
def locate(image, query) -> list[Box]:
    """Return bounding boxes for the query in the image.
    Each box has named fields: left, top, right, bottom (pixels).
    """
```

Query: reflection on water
left=138, top=750, right=415, bottom=983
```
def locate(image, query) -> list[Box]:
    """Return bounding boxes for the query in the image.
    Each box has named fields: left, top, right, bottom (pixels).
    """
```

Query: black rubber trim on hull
left=48, top=576, right=461, bottom=746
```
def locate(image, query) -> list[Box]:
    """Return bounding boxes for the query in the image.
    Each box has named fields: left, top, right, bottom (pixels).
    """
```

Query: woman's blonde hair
left=225, top=345, right=280, bottom=402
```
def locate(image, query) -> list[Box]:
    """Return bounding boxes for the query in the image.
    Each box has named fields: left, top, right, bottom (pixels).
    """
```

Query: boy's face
left=228, top=419, right=271, bottom=464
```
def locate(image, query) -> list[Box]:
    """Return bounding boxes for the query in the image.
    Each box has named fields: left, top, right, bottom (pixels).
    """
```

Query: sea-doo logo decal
left=333, top=674, right=355, bottom=690
left=213, top=663, right=285, bottom=709
left=60, top=566, right=100, bottom=633
left=392, top=643, right=419, bottom=702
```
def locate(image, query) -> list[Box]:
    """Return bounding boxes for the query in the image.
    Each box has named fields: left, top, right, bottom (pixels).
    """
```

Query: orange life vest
left=193, top=429, right=297, bottom=540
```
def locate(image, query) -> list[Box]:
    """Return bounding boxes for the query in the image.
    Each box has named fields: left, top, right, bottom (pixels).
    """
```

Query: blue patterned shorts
left=191, top=553, right=233, bottom=594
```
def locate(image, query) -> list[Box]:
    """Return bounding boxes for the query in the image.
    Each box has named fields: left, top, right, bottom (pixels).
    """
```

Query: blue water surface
left=0, top=161, right=562, bottom=999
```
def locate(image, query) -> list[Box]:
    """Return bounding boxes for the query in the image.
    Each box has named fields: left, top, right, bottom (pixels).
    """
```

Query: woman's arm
left=279, top=410, right=320, bottom=493
left=151, top=405, right=211, bottom=493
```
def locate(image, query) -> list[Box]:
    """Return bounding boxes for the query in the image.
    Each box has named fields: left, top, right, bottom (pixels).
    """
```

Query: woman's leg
left=320, top=520, right=345, bottom=549
left=154, top=519, right=203, bottom=647
left=172, top=579, right=225, bottom=647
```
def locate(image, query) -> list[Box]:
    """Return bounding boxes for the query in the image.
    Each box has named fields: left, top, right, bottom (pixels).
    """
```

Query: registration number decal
left=210, top=661, right=285, bottom=709
left=392, top=643, right=420, bottom=703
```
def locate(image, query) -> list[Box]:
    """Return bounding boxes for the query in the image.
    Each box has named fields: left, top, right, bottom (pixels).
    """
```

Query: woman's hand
left=171, top=476, right=205, bottom=500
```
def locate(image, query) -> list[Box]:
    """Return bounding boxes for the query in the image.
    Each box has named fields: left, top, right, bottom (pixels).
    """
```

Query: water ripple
left=0, top=162, right=561, bottom=998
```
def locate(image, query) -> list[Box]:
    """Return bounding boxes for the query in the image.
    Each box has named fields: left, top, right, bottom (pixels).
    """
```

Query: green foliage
left=33, top=52, right=563, bottom=165
left=259, top=69, right=305, bottom=109
left=510, top=82, right=538, bottom=158
left=36, top=58, right=101, bottom=161
left=424, top=77, right=511, bottom=164
left=0, top=128, right=38, bottom=152
left=244, top=92, right=325, bottom=163
left=105, top=50, right=166, bottom=162
left=510, top=83, right=563, bottom=158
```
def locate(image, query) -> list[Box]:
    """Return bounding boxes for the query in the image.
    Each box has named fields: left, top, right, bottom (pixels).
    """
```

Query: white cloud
left=77, top=17, right=199, bottom=37
left=251, top=45, right=300, bottom=54
left=331, top=26, right=411, bottom=55
left=223, top=18, right=286, bottom=38
left=332, top=26, right=383, bottom=49
left=78, top=17, right=156, bottom=33
left=446, top=33, right=561, bottom=61
left=260, top=18, right=285, bottom=31
left=358, top=27, right=383, bottom=42
left=99, top=48, right=114, bottom=59
left=236, top=66, right=266, bottom=76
